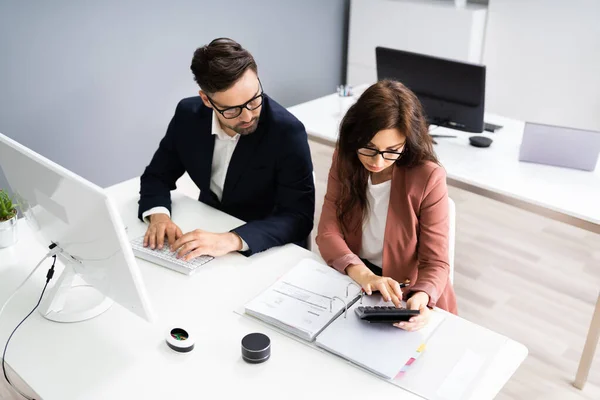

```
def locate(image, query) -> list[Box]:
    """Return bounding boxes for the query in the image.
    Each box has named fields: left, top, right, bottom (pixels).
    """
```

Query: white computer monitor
left=0, top=133, right=154, bottom=323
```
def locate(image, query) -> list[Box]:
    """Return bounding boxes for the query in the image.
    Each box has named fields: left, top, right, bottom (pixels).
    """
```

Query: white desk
left=0, top=178, right=526, bottom=399
left=288, top=85, right=600, bottom=389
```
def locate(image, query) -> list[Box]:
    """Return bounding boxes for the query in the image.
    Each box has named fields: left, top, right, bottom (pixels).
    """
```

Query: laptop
left=519, top=122, right=600, bottom=171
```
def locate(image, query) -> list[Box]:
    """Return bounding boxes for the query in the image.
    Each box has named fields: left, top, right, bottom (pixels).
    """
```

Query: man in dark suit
left=139, top=38, right=314, bottom=258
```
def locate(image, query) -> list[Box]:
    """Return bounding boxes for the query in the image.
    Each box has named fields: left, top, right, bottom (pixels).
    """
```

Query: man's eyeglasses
left=205, top=79, right=264, bottom=119
left=357, top=146, right=405, bottom=161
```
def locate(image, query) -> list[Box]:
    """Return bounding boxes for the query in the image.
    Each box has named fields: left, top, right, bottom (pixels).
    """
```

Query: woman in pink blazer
left=317, top=80, right=457, bottom=331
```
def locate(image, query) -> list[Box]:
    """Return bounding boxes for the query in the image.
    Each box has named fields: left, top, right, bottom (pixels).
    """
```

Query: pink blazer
left=316, top=154, right=458, bottom=314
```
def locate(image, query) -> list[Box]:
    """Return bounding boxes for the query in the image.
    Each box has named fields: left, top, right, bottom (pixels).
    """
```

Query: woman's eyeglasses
left=357, top=146, right=404, bottom=160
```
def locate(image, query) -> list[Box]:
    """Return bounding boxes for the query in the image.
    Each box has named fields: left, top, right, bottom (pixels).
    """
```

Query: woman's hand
left=346, top=264, right=404, bottom=308
left=394, top=291, right=431, bottom=331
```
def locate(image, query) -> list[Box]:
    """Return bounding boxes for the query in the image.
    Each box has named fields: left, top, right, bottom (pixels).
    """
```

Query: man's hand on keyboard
left=171, top=229, right=243, bottom=260
left=144, top=213, right=183, bottom=250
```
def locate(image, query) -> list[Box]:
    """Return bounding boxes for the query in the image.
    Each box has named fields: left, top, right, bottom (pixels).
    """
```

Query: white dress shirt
left=209, top=111, right=241, bottom=201
left=143, top=111, right=249, bottom=251
left=359, top=175, right=392, bottom=268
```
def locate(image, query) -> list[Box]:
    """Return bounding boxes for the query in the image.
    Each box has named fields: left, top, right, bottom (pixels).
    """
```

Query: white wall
left=346, top=0, right=487, bottom=86
left=483, top=0, right=600, bottom=131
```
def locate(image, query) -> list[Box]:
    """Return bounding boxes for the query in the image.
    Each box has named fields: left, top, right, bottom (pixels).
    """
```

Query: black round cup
left=241, top=332, right=271, bottom=363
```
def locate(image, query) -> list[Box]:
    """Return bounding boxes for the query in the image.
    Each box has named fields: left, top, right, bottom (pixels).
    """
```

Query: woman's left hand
left=393, top=291, right=431, bottom=331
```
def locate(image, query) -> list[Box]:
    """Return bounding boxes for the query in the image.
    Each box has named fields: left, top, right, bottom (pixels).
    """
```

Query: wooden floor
left=309, top=139, right=600, bottom=400
left=2, top=140, right=598, bottom=399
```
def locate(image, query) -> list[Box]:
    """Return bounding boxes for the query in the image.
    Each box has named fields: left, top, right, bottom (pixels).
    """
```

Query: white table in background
left=0, top=178, right=526, bottom=399
left=288, top=85, right=600, bottom=389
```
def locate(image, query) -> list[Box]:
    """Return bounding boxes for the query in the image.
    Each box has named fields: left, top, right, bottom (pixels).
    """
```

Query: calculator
left=355, top=306, right=420, bottom=323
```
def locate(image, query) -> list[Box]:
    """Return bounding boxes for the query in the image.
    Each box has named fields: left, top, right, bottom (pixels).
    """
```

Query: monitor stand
left=38, top=251, right=113, bottom=323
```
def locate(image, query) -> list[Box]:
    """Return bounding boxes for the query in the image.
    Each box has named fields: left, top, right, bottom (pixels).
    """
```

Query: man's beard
left=227, top=118, right=259, bottom=136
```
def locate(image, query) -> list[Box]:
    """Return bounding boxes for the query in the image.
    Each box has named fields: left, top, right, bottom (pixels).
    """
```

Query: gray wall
left=0, top=0, right=348, bottom=190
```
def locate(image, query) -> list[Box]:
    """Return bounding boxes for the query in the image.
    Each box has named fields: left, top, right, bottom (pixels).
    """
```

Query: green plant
left=0, top=189, right=17, bottom=222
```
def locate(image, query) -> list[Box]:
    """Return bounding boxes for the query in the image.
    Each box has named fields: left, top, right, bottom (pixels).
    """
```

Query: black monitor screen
left=376, top=47, right=486, bottom=132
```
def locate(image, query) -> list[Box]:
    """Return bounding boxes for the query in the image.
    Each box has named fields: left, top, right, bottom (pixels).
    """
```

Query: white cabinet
left=347, top=0, right=487, bottom=85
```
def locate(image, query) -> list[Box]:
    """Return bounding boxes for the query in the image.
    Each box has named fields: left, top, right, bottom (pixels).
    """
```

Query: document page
left=245, top=259, right=361, bottom=341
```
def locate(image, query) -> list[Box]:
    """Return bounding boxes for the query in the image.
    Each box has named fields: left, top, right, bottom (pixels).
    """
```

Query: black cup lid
left=241, top=332, right=270, bottom=351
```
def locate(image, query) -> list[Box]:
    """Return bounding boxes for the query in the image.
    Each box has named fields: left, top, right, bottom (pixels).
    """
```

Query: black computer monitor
left=375, top=47, right=486, bottom=133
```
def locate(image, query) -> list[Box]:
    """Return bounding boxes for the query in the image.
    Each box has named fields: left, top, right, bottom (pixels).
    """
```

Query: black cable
left=2, top=254, right=56, bottom=400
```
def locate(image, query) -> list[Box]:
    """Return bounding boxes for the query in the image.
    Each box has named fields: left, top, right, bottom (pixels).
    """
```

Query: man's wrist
left=228, top=232, right=244, bottom=252
left=150, top=213, right=170, bottom=223
left=142, top=207, right=171, bottom=224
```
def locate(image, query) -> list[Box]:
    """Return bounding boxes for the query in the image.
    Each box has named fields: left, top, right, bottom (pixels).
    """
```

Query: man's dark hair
left=190, top=38, right=257, bottom=93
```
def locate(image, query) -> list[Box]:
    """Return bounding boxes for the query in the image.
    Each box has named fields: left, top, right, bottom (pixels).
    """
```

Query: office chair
left=306, top=171, right=317, bottom=252
left=448, top=197, right=456, bottom=285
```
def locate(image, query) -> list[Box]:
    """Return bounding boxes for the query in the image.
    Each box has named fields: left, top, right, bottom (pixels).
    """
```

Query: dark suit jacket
left=138, top=94, right=315, bottom=256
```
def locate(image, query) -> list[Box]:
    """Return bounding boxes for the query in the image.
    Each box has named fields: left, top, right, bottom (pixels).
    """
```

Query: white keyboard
left=130, top=235, right=213, bottom=275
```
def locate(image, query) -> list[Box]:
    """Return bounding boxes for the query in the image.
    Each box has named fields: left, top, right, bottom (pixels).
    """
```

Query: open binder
left=244, top=259, right=445, bottom=380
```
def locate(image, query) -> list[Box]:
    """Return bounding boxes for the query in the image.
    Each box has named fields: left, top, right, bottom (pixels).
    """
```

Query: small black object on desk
left=469, top=136, right=493, bottom=148
left=241, top=333, right=271, bottom=363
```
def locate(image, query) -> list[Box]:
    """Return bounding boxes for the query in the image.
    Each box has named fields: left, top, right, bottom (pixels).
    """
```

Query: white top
left=359, top=176, right=392, bottom=268
left=209, top=111, right=241, bottom=201
left=0, top=177, right=528, bottom=400
left=142, top=112, right=248, bottom=250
